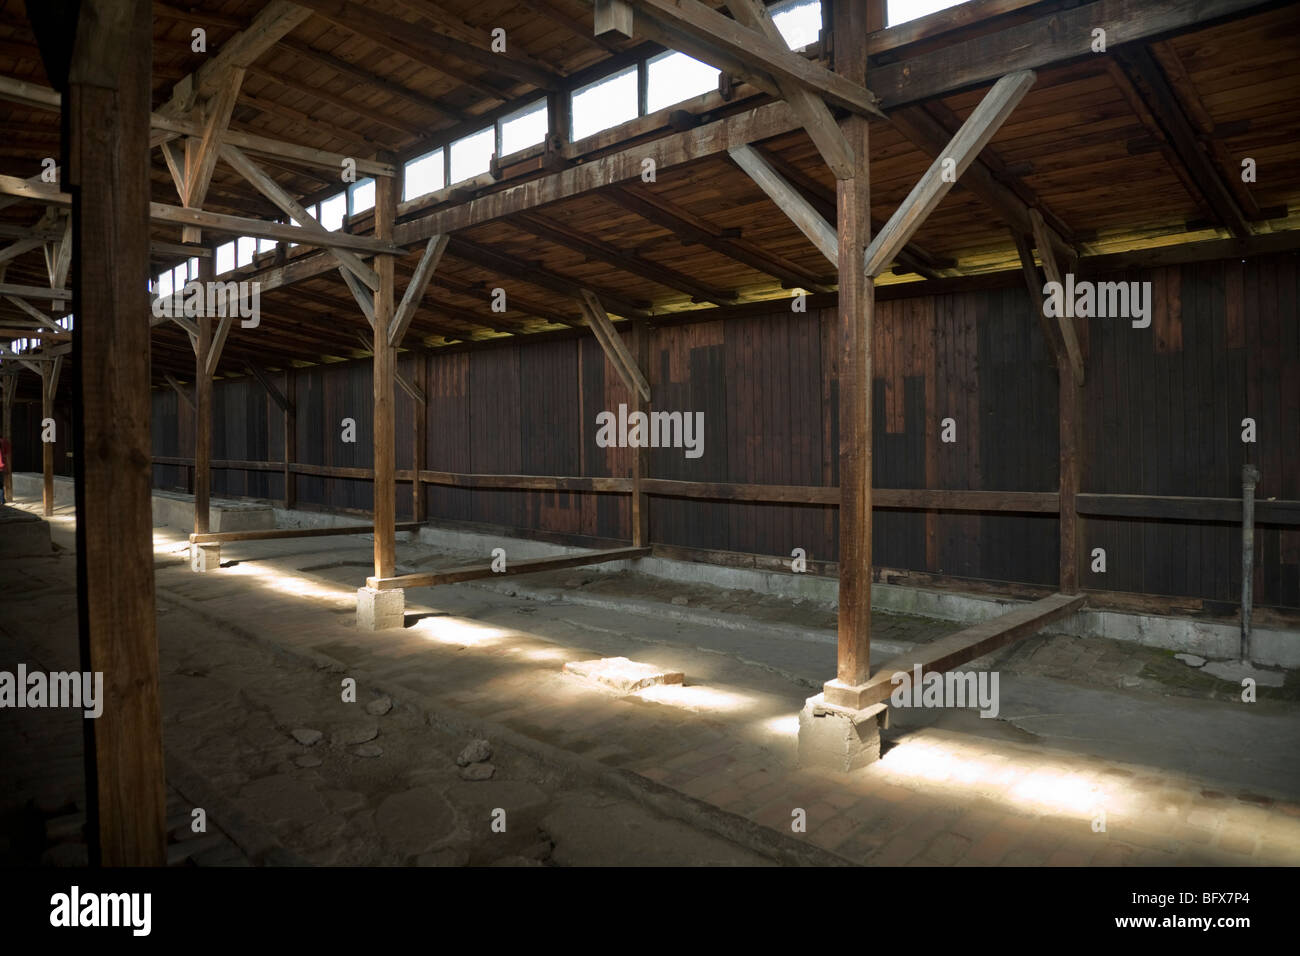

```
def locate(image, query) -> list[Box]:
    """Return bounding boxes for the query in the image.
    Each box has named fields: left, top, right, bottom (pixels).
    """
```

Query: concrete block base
left=357, top=586, right=404, bottom=631
left=190, top=543, right=221, bottom=573
left=797, top=694, right=885, bottom=772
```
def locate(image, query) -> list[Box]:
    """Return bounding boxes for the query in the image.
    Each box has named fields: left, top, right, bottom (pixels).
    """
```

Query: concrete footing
left=357, top=586, right=404, bottom=631
left=797, top=694, right=885, bottom=772
left=190, top=543, right=221, bottom=573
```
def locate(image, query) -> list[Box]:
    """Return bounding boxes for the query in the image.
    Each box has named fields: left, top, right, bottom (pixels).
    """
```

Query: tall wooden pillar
left=1059, top=363, right=1082, bottom=593
left=64, top=0, right=166, bottom=865
left=372, top=168, right=397, bottom=580
left=412, top=353, right=427, bottom=523
left=194, top=255, right=213, bottom=536
left=827, top=0, right=874, bottom=703
left=41, top=362, right=54, bottom=516
left=631, top=319, right=651, bottom=547
left=1, top=375, right=13, bottom=502
left=284, top=366, right=296, bottom=509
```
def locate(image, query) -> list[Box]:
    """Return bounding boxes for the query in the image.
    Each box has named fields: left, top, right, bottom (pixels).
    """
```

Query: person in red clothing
left=0, top=434, right=10, bottom=505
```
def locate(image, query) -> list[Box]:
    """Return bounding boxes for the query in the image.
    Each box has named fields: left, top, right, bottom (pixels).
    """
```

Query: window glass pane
left=319, top=192, right=346, bottom=231
left=351, top=177, right=375, bottom=212
left=772, top=0, right=822, bottom=49
left=188, top=257, right=199, bottom=278
left=886, top=0, right=963, bottom=27
left=157, top=271, right=173, bottom=297
left=571, top=66, right=637, bottom=141
left=646, top=52, right=719, bottom=113
left=449, top=127, right=494, bottom=184
left=499, top=99, right=548, bottom=155
left=257, top=237, right=276, bottom=253
left=172, top=263, right=188, bottom=290
left=215, top=242, right=235, bottom=273
left=237, top=236, right=257, bottom=267
left=403, top=151, right=444, bottom=200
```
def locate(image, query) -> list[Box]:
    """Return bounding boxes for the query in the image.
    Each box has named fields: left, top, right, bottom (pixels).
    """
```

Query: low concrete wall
left=10, top=473, right=275, bottom=533
left=11, top=472, right=75, bottom=508
left=12, top=478, right=1294, bottom=669
left=151, top=489, right=275, bottom=533
left=413, top=521, right=1299, bottom=670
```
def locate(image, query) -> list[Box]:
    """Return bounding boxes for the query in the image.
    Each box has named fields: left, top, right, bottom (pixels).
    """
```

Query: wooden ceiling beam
left=159, top=0, right=312, bottom=116
left=245, top=63, right=430, bottom=139
left=219, top=142, right=381, bottom=289
left=626, top=0, right=883, bottom=117
left=603, top=183, right=832, bottom=291
left=889, top=103, right=1076, bottom=262
left=512, top=210, right=737, bottom=305
left=1113, top=47, right=1252, bottom=239
left=517, top=0, right=624, bottom=53
left=446, top=236, right=652, bottom=319
left=275, top=37, right=468, bottom=123
left=415, top=267, right=577, bottom=329
left=237, top=89, right=397, bottom=153
left=388, top=0, right=566, bottom=88
left=394, top=100, right=802, bottom=243
left=291, top=0, right=548, bottom=99
left=865, top=70, right=1036, bottom=277
left=727, top=0, right=856, bottom=179
left=742, top=144, right=953, bottom=278
left=868, top=0, right=1275, bottom=109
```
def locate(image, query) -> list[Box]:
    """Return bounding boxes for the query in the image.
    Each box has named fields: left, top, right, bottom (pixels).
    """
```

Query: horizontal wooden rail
left=641, top=478, right=839, bottom=504
left=845, top=592, right=1088, bottom=709
left=1077, top=493, right=1300, bottom=526
left=642, top=479, right=1058, bottom=512
left=190, top=522, right=423, bottom=545
left=367, top=546, right=650, bottom=590
left=150, top=458, right=1298, bottom=524
left=418, top=470, right=634, bottom=493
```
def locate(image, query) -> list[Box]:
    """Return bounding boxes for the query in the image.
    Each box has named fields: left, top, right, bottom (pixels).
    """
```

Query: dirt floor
left=3, top=493, right=1300, bottom=866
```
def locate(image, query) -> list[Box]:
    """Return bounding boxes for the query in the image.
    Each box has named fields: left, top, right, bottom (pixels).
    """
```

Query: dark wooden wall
left=143, top=251, right=1299, bottom=608
left=9, top=398, right=74, bottom=479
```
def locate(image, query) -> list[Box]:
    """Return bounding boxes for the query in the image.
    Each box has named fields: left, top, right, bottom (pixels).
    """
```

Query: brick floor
left=9, top=505, right=1300, bottom=867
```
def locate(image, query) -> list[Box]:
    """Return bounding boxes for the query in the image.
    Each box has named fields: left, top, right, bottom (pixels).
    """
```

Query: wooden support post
left=1059, top=355, right=1082, bottom=594
left=631, top=319, right=651, bottom=547
left=1, top=373, right=13, bottom=502
left=220, top=142, right=379, bottom=290
left=579, top=289, right=651, bottom=402
left=40, top=360, right=54, bottom=515
left=284, top=366, right=297, bottom=509
left=194, top=255, right=213, bottom=536
left=63, top=0, right=166, bottom=865
left=412, top=354, right=426, bottom=523
left=372, top=163, right=398, bottom=581
left=1012, top=230, right=1062, bottom=366
left=826, top=0, right=874, bottom=706
left=728, top=144, right=838, bottom=264
left=1030, top=208, right=1085, bottom=386
left=865, top=70, right=1035, bottom=277
left=164, top=372, right=196, bottom=412
left=181, top=68, right=244, bottom=242
left=389, top=234, right=448, bottom=348
left=727, top=0, right=857, bottom=179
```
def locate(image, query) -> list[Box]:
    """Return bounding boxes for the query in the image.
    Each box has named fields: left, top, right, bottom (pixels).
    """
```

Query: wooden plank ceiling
left=0, top=0, right=1295, bottom=389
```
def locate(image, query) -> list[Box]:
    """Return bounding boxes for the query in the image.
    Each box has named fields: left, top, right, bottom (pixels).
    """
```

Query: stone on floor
left=562, top=656, right=684, bottom=694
